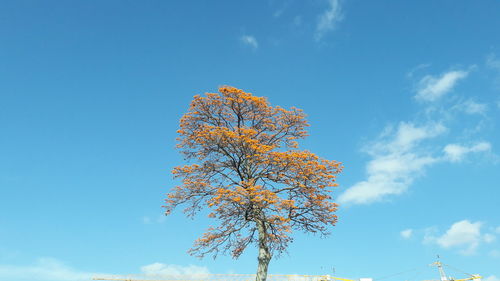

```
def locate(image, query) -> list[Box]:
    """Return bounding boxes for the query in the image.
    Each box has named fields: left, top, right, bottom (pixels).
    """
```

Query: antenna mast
left=432, top=257, right=448, bottom=281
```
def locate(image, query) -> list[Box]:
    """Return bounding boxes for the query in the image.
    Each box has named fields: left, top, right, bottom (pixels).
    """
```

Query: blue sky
left=1, top=1, right=500, bottom=281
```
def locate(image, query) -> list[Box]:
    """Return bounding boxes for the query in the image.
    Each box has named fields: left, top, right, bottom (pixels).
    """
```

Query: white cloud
left=425, top=220, right=496, bottom=255
left=0, top=258, right=211, bottom=281
left=341, top=63, right=494, bottom=206
left=400, top=229, right=413, bottom=239
left=338, top=122, right=445, bottom=205
left=443, top=142, right=491, bottom=162
left=240, top=35, right=258, bottom=49
left=315, top=0, right=343, bottom=41
left=436, top=220, right=481, bottom=249
left=415, top=70, right=469, bottom=102
left=390, top=122, right=446, bottom=150
left=496, top=226, right=500, bottom=234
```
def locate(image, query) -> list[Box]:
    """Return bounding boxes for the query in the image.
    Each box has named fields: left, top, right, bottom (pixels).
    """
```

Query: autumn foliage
left=164, top=86, right=342, bottom=280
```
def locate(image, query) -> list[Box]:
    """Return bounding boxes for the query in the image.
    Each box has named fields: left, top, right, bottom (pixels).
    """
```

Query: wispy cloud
left=457, top=99, right=488, bottom=115
left=338, top=122, right=445, bottom=205
left=140, top=263, right=210, bottom=279
left=340, top=123, right=492, bottom=205
left=315, top=0, right=343, bottom=41
left=407, top=63, right=431, bottom=78
left=489, top=250, right=500, bottom=258
left=142, top=214, right=167, bottom=224
left=443, top=142, right=491, bottom=162
left=0, top=258, right=211, bottom=281
left=486, top=54, right=500, bottom=71
left=400, top=229, right=413, bottom=239
left=240, top=35, right=259, bottom=50
left=339, top=62, right=494, bottom=206
left=486, top=53, right=500, bottom=88
left=293, top=15, right=302, bottom=27
left=0, top=258, right=99, bottom=281
left=423, top=220, right=496, bottom=255
left=485, top=276, right=500, bottom=281
left=484, top=233, right=496, bottom=243
left=415, top=70, right=469, bottom=102
left=273, top=9, right=284, bottom=18
left=269, top=0, right=293, bottom=18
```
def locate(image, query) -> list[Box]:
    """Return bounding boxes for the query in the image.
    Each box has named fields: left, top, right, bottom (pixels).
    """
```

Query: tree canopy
left=164, top=86, right=342, bottom=281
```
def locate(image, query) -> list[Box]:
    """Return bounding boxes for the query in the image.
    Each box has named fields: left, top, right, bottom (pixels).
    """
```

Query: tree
left=164, top=86, right=342, bottom=281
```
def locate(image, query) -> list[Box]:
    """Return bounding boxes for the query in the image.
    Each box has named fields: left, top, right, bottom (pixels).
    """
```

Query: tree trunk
left=256, top=219, right=272, bottom=281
